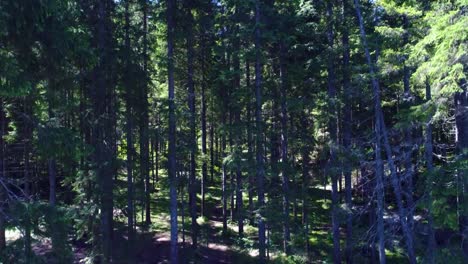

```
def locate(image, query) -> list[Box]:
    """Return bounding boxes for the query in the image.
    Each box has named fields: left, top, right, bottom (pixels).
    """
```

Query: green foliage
left=37, top=120, right=82, bottom=161
left=410, top=2, right=468, bottom=97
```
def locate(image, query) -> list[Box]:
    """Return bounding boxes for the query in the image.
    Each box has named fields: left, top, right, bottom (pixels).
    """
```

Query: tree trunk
left=124, top=0, right=135, bottom=259
left=279, top=42, right=291, bottom=254
left=0, top=98, right=6, bottom=252
left=140, top=0, right=151, bottom=226
left=424, top=79, right=436, bottom=264
left=300, top=113, right=311, bottom=258
left=229, top=112, right=235, bottom=223
left=233, top=10, right=243, bottom=236
left=95, top=1, right=114, bottom=262
left=246, top=60, right=255, bottom=226
left=210, top=121, right=215, bottom=184
left=166, top=0, right=178, bottom=261
left=255, top=0, right=266, bottom=261
left=47, top=86, right=57, bottom=207
left=454, top=88, right=468, bottom=255
left=402, top=14, right=415, bottom=233
left=326, top=2, right=341, bottom=262
left=342, top=0, right=353, bottom=262
left=353, top=1, right=416, bottom=263
left=184, top=0, right=198, bottom=249
left=201, top=43, right=207, bottom=218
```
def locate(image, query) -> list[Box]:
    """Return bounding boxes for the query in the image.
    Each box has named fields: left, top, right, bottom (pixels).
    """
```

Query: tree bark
left=201, top=38, right=207, bottom=218
left=326, top=2, right=341, bottom=262
left=233, top=8, right=243, bottom=236
left=0, top=98, right=6, bottom=252
left=95, top=1, right=115, bottom=261
left=424, top=79, right=436, bottom=264
left=342, top=0, right=353, bottom=262
left=184, top=0, right=198, bottom=249
left=124, top=0, right=135, bottom=260
left=166, top=0, right=178, bottom=261
left=300, top=113, right=311, bottom=258
left=246, top=60, right=255, bottom=226
left=454, top=88, right=468, bottom=255
left=255, top=0, right=266, bottom=261
left=402, top=14, right=415, bottom=233
left=279, top=41, right=291, bottom=254
left=140, top=0, right=151, bottom=226
left=47, top=84, right=57, bottom=207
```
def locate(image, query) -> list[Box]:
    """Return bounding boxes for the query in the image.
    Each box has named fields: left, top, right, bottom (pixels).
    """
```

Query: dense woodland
left=0, top=0, right=467, bottom=263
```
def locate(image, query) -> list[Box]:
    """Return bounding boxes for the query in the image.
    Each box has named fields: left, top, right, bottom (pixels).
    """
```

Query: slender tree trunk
left=255, top=0, right=266, bottom=261
left=246, top=60, right=255, bottom=225
left=233, top=11, right=243, bottom=236
left=221, top=85, right=228, bottom=234
left=326, top=2, right=341, bottom=262
left=95, top=1, right=114, bottom=261
left=124, top=0, right=135, bottom=260
left=0, top=98, right=6, bottom=252
left=424, top=79, right=436, bottom=264
left=184, top=0, right=198, bottom=249
left=201, top=43, right=207, bottom=218
left=47, top=87, right=57, bottom=207
left=48, top=158, right=57, bottom=206
left=300, top=113, right=311, bottom=258
left=140, top=0, right=151, bottom=226
left=374, top=122, right=386, bottom=264
left=353, top=1, right=416, bottom=263
left=402, top=14, right=415, bottom=233
left=342, top=0, right=353, bottom=262
left=210, top=121, right=215, bottom=184
left=229, top=112, right=235, bottom=222
left=279, top=42, right=291, bottom=254
left=454, top=87, right=468, bottom=255
left=156, top=114, right=160, bottom=183
left=166, top=0, right=178, bottom=261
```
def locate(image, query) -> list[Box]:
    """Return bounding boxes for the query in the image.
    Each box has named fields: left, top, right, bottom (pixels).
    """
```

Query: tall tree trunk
left=374, top=124, right=386, bottom=264
left=124, top=0, right=135, bottom=260
left=255, top=0, right=266, bottom=261
left=424, top=79, right=436, bottom=264
left=353, top=1, right=416, bottom=263
left=48, top=158, right=57, bottom=206
left=454, top=87, right=468, bottom=255
left=156, top=114, right=160, bottom=183
left=47, top=86, right=57, bottom=207
left=246, top=60, right=255, bottom=225
left=233, top=11, right=243, bottom=236
left=94, top=1, right=115, bottom=261
left=210, top=121, right=215, bottom=184
left=185, top=0, right=198, bottom=249
left=166, top=0, right=178, bottom=261
left=0, top=98, right=6, bottom=252
left=140, top=0, right=151, bottom=226
left=279, top=42, right=290, bottom=254
left=300, top=113, right=311, bottom=258
left=229, top=111, right=235, bottom=222
left=326, top=2, right=341, bottom=263
left=402, top=14, right=415, bottom=233
left=222, top=138, right=228, bottom=234
left=201, top=40, right=207, bottom=218
left=342, top=0, right=353, bottom=262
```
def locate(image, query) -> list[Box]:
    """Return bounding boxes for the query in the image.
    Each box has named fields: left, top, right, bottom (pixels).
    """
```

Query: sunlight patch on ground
left=207, top=242, right=229, bottom=251
left=5, top=228, right=21, bottom=242
left=247, top=248, right=259, bottom=257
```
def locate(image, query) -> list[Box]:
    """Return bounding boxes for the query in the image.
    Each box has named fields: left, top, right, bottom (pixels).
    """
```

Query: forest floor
left=5, top=180, right=465, bottom=263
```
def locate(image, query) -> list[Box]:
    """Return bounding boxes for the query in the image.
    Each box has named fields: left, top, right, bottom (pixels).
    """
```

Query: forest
left=0, top=0, right=467, bottom=263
